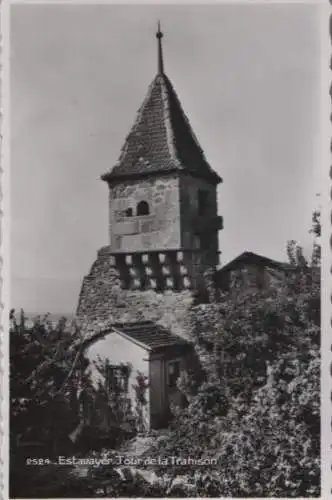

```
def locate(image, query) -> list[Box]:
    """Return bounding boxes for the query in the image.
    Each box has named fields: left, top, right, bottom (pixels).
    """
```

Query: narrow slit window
left=198, top=190, right=209, bottom=216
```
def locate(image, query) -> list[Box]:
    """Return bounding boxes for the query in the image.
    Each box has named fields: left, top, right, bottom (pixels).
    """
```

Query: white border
left=2, top=0, right=10, bottom=499
left=1, top=1, right=329, bottom=500
left=320, top=1, right=331, bottom=499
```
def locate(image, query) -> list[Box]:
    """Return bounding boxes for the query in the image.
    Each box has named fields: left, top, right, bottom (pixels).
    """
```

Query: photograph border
left=1, top=1, right=330, bottom=499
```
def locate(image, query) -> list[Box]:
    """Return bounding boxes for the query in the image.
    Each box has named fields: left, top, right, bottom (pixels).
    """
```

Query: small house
left=216, top=251, right=294, bottom=292
left=84, top=321, right=193, bottom=430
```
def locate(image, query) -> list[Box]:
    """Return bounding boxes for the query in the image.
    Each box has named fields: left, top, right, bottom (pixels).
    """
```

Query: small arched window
left=125, top=207, right=133, bottom=217
left=136, top=200, right=150, bottom=216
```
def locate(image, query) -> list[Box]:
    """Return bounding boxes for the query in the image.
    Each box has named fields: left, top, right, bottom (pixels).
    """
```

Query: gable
left=86, top=329, right=149, bottom=374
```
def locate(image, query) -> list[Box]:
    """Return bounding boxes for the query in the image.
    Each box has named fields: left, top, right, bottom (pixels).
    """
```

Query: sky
left=11, top=3, right=321, bottom=314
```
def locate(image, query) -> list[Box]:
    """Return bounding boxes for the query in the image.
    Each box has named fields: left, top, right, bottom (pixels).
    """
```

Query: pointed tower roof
left=102, top=24, right=222, bottom=185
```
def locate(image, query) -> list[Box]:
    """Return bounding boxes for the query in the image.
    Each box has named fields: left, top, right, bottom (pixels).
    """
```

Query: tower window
left=194, top=236, right=201, bottom=249
left=125, top=207, right=133, bottom=217
left=200, top=235, right=211, bottom=250
left=136, top=200, right=150, bottom=216
left=198, top=190, right=209, bottom=216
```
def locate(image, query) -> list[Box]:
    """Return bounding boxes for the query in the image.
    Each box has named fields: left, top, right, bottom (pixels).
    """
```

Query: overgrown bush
left=147, top=214, right=320, bottom=497
left=10, top=211, right=321, bottom=497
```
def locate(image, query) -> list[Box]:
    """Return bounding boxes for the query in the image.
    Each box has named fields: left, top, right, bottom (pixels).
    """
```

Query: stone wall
left=76, top=248, right=194, bottom=340
left=218, top=264, right=289, bottom=292
left=179, top=174, right=218, bottom=252
left=179, top=174, right=220, bottom=288
left=108, top=175, right=180, bottom=253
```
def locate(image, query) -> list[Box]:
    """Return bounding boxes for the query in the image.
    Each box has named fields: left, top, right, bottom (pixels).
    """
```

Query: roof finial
left=156, top=21, right=164, bottom=75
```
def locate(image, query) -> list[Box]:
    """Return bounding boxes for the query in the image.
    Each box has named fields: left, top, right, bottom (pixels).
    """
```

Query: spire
left=156, top=21, right=164, bottom=75
left=101, top=25, right=222, bottom=186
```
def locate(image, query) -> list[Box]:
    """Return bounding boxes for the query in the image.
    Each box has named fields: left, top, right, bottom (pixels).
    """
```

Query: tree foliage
left=10, top=211, right=321, bottom=497
left=148, top=214, right=320, bottom=497
left=10, top=311, right=89, bottom=454
left=10, top=312, right=157, bottom=497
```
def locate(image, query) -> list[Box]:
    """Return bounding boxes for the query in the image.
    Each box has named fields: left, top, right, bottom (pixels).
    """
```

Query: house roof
left=101, top=27, right=222, bottom=185
left=217, top=251, right=293, bottom=275
left=88, top=320, right=190, bottom=353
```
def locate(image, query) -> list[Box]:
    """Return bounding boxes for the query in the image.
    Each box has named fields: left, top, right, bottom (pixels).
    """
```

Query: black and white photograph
left=9, top=2, right=323, bottom=498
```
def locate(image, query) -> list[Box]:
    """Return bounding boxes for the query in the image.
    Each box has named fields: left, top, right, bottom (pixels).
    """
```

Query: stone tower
left=87, top=25, right=223, bottom=295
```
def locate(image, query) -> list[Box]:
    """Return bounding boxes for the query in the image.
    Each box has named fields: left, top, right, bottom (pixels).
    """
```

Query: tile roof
left=112, top=320, right=190, bottom=351
left=101, top=73, right=222, bottom=185
left=89, top=320, right=191, bottom=352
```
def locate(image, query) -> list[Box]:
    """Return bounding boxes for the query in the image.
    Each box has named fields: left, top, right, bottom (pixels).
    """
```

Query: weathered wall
left=108, top=175, right=180, bottom=253
left=86, top=331, right=150, bottom=430
left=177, top=174, right=220, bottom=288
left=219, top=264, right=286, bottom=292
left=179, top=174, right=218, bottom=254
left=76, top=249, right=194, bottom=340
